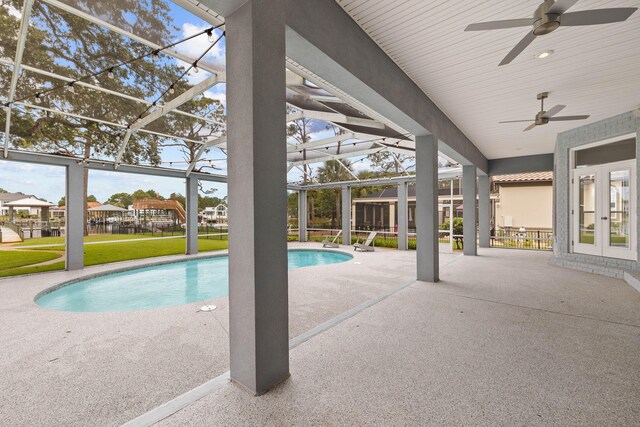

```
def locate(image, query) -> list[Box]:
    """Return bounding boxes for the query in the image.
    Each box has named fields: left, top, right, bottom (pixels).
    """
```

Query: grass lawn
left=0, top=251, right=61, bottom=270
left=0, top=237, right=228, bottom=278
left=12, top=233, right=171, bottom=247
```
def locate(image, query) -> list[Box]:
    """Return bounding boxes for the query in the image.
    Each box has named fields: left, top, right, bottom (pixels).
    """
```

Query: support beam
left=4, top=0, right=35, bottom=158
left=397, top=182, right=408, bottom=250
left=186, top=136, right=227, bottom=176
left=287, top=132, right=354, bottom=152
left=286, top=109, right=385, bottom=129
left=415, top=134, right=439, bottom=282
left=463, top=165, right=477, bottom=256
left=115, top=75, right=220, bottom=166
left=0, top=59, right=222, bottom=125
left=289, top=147, right=383, bottom=166
left=43, top=0, right=224, bottom=76
left=488, top=154, right=554, bottom=175
left=65, top=163, right=84, bottom=270
left=226, top=0, right=289, bottom=395
left=341, top=186, right=351, bottom=245
left=185, top=176, right=199, bottom=255
left=298, top=189, right=307, bottom=242
left=478, top=174, right=490, bottom=248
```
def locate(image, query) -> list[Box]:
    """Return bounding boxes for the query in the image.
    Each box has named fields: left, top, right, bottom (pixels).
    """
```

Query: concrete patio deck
left=156, top=249, right=640, bottom=426
left=1, top=246, right=639, bottom=426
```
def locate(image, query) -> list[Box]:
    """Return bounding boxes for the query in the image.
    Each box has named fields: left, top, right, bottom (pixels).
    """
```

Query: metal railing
left=490, top=228, right=553, bottom=250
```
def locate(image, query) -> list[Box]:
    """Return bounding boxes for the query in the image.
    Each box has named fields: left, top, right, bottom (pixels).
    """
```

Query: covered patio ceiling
left=336, top=0, right=640, bottom=159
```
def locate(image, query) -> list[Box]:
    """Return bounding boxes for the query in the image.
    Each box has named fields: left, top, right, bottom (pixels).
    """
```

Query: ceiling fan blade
left=542, top=105, right=566, bottom=118
left=499, top=120, right=533, bottom=123
left=548, top=115, right=590, bottom=121
left=547, top=0, right=579, bottom=15
left=499, top=31, right=536, bottom=66
left=523, top=123, right=537, bottom=132
left=465, top=18, right=533, bottom=31
left=561, top=8, right=637, bottom=26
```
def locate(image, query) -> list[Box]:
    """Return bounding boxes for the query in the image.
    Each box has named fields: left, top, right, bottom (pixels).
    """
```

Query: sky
left=0, top=1, right=228, bottom=203
left=0, top=1, right=421, bottom=204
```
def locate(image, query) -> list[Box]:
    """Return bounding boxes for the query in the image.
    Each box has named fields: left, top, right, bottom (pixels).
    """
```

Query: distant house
left=351, top=172, right=552, bottom=232
left=202, top=203, right=227, bottom=221
left=492, top=172, right=553, bottom=230
left=0, top=192, right=34, bottom=216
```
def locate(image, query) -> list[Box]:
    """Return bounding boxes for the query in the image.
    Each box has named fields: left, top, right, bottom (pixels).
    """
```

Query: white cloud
left=203, top=90, right=226, bottom=107
left=174, top=23, right=225, bottom=71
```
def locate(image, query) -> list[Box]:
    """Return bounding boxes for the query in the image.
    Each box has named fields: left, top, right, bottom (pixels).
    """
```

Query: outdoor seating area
left=1, top=0, right=639, bottom=425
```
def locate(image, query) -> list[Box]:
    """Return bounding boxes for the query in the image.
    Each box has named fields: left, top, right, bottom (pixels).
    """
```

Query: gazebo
left=5, top=196, right=54, bottom=222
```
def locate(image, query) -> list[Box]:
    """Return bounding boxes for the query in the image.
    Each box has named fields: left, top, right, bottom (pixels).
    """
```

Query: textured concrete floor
left=0, top=243, right=442, bottom=426
left=157, top=249, right=640, bottom=426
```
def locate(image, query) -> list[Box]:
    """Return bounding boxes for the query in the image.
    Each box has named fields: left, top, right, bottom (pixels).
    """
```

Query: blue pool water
left=35, top=250, right=352, bottom=312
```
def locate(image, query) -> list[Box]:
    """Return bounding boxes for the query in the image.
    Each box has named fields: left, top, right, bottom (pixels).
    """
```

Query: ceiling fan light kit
left=465, top=0, right=638, bottom=65
left=499, top=92, right=590, bottom=132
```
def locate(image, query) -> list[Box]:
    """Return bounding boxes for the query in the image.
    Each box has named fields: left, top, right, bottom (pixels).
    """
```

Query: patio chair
left=322, top=230, right=342, bottom=248
left=354, top=231, right=377, bottom=252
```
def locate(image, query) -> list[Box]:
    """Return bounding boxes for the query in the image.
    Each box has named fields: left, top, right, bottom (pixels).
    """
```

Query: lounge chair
left=353, top=231, right=377, bottom=252
left=322, top=230, right=342, bottom=248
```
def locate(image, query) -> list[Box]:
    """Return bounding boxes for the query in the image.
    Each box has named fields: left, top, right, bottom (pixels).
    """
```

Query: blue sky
left=1, top=1, right=228, bottom=203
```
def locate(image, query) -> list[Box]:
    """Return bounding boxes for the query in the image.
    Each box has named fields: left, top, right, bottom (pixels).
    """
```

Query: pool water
left=35, top=250, right=352, bottom=312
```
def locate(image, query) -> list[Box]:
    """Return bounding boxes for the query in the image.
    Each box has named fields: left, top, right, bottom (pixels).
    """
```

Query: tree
left=132, top=189, right=163, bottom=200
left=0, top=1, right=225, bottom=234
left=169, top=192, right=186, bottom=207
left=287, top=108, right=314, bottom=183
left=367, top=150, right=413, bottom=174
left=106, top=192, right=133, bottom=208
left=315, top=160, right=355, bottom=228
left=87, top=195, right=97, bottom=203
left=0, top=188, right=7, bottom=193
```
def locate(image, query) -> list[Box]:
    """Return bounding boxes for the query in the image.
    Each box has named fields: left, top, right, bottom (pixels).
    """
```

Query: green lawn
left=0, top=251, right=61, bottom=270
left=0, top=237, right=228, bottom=278
left=12, top=233, right=170, bottom=247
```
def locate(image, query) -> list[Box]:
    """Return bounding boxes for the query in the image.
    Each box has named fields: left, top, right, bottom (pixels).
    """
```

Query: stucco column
left=185, top=176, right=198, bottom=255
left=397, top=182, right=408, bottom=250
left=478, top=174, right=490, bottom=248
left=415, top=134, right=439, bottom=282
left=226, top=0, right=289, bottom=395
left=8, top=206, right=13, bottom=222
left=298, top=189, right=307, bottom=242
left=463, top=165, right=478, bottom=255
left=389, top=202, right=395, bottom=232
left=65, top=163, right=84, bottom=270
left=342, top=186, right=351, bottom=244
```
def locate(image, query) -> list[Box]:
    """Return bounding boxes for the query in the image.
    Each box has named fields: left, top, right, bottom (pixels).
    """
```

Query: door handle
left=601, top=216, right=608, bottom=220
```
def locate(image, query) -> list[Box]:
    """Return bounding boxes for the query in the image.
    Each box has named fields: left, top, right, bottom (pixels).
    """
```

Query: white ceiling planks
left=336, top=0, right=640, bottom=159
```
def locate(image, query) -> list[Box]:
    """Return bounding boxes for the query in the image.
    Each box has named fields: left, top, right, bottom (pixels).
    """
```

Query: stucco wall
left=553, top=110, right=640, bottom=274
left=496, top=183, right=552, bottom=229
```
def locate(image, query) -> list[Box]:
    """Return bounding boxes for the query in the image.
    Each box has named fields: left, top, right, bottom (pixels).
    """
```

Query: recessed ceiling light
left=537, top=50, right=554, bottom=59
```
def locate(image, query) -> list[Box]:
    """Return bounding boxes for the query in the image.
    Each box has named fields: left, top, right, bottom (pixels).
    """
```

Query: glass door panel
left=578, top=174, right=596, bottom=245
left=608, top=169, right=630, bottom=248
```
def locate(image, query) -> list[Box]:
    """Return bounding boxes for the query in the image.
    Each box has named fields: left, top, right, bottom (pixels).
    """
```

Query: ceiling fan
left=499, top=92, right=590, bottom=131
left=465, top=0, right=637, bottom=65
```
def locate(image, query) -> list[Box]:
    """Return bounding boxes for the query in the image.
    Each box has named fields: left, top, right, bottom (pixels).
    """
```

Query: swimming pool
left=35, top=250, right=352, bottom=312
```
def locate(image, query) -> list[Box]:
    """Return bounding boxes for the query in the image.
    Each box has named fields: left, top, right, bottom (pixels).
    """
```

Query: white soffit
left=336, top=0, right=640, bottom=159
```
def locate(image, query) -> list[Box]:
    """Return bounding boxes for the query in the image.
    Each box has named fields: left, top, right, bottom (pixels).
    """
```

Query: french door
left=572, top=160, right=636, bottom=260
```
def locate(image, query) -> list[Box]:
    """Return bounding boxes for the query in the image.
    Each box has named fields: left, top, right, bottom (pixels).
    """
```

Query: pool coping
left=32, top=247, right=355, bottom=306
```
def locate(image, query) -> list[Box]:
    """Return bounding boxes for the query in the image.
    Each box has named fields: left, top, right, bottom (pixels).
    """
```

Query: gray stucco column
left=478, top=174, right=490, bottom=248
left=397, top=182, right=408, bottom=250
left=185, top=176, right=198, bottom=255
left=341, top=186, right=351, bottom=245
left=298, top=189, right=307, bottom=242
left=415, top=134, right=439, bottom=282
left=226, top=0, right=289, bottom=395
left=65, top=163, right=84, bottom=270
left=463, top=165, right=478, bottom=255
left=8, top=206, right=13, bottom=222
